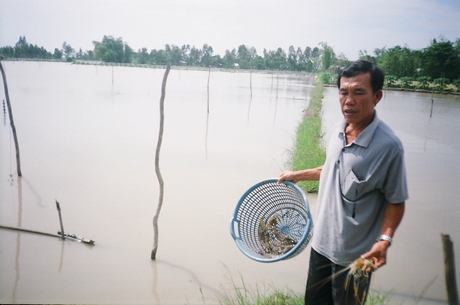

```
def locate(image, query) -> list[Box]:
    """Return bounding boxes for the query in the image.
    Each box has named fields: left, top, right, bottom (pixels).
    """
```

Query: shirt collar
left=338, top=111, right=381, bottom=148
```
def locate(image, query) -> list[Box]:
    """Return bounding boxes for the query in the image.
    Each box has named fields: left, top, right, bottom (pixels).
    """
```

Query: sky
left=0, top=0, right=459, bottom=60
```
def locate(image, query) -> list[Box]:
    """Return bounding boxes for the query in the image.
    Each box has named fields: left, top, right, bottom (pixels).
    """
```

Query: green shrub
left=385, top=75, right=398, bottom=88
left=416, top=76, right=432, bottom=90
left=433, top=78, right=450, bottom=91
left=316, top=72, right=333, bottom=85
left=399, top=76, right=414, bottom=89
left=452, top=79, right=460, bottom=91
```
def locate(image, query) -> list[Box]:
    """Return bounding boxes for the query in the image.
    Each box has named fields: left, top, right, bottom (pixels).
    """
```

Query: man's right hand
left=277, top=166, right=323, bottom=184
left=278, top=170, right=298, bottom=184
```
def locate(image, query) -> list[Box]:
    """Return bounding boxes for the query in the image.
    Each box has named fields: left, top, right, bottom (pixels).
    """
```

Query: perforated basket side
left=230, top=179, right=313, bottom=262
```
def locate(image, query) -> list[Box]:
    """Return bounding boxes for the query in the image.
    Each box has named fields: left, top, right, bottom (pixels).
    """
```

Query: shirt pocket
left=341, top=170, right=368, bottom=223
left=341, top=169, right=367, bottom=201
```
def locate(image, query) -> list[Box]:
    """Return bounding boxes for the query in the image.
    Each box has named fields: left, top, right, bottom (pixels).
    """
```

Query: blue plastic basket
left=230, top=179, right=313, bottom=263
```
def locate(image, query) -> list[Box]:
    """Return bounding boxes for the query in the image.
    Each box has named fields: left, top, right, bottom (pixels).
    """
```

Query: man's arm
left=277, top=166, right=323, bottom=184
left=362, top=201, right=405, bottom=268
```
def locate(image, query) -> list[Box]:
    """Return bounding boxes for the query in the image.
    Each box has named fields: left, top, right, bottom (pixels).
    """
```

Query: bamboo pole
left=56, top=201, right=65, bottom=239
left=442, top=234, right=459, bottom=305
left=430, top=86, right=435, bottom=118
left=0, top=60, right=22, bottom=176
left=207, top=66, right=211, bottom=113
left=151, top=63, right=171, bottom=260
left=250, top=68, right=253, bottom=97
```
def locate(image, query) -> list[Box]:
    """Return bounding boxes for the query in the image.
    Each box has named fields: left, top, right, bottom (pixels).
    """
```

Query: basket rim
left=230, top=178, right=313, bottom=263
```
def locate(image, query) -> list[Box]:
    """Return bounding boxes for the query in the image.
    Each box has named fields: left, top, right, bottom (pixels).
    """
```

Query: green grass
left=289, top=84, right=326, bottom=193
left=216, top=277, right=392, bottom=305
left=365, top=289, right=394, bottom=305
left=218, top=275, right=303, bottom=305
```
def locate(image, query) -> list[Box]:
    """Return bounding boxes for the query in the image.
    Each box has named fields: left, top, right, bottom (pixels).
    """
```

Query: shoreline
left=3, top=58, right=459, bottom=96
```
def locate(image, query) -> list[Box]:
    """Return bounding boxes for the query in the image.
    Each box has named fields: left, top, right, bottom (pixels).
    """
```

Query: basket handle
left=229, top=218, right=240, bottom=240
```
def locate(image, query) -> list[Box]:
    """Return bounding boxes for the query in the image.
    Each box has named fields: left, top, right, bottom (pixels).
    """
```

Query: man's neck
left=344, top=111, right=375, bottom=144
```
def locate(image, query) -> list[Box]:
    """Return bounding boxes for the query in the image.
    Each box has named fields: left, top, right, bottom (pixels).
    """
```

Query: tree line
left=1, top=35, right=459, bottom=83
left=0, top=35, right=348, bottom=73
left=359, top=37, right=460, bottom=85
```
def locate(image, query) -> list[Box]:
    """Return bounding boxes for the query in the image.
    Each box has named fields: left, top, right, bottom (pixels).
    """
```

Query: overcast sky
left=1, top=0, right=459, bottom=60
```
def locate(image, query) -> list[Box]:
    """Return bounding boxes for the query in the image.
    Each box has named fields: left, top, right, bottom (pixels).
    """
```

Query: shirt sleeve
left=383, top=148, right=409, bottom=203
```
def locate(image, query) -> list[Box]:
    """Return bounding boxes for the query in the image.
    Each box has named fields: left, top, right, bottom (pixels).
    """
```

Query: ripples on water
left=1, top=62, right=459, bottom=304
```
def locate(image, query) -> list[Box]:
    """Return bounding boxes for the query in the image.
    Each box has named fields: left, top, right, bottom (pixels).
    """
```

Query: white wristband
left=377, top=234, right=392, bottom=246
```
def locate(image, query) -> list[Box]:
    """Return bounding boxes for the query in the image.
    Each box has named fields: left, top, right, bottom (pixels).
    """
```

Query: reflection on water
left=13, top=178, right=22, bottom=304
left=1, top=62, right=458, bottom=304
left=0, top=62, right=315, bottom=304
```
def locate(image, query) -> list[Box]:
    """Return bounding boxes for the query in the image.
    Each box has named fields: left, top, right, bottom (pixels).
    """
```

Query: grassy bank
left=288, top=84, right=326, bottom=193
left=216, top=276, right=392, bottom=305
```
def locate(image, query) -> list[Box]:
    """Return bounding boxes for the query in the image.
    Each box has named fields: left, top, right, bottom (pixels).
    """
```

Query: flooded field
left=1, top=61, right=459, bottom=304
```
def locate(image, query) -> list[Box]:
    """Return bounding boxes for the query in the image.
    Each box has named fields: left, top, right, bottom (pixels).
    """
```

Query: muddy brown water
left=1, top=62, right=458, bottom=304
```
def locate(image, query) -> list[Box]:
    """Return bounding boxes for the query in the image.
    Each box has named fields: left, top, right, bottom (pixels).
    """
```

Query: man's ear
left=374, top=90, right=383, bottom=106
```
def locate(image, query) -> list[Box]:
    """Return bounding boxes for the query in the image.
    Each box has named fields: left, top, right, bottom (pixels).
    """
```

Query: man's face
left=339, top=73, right=382, bottom=126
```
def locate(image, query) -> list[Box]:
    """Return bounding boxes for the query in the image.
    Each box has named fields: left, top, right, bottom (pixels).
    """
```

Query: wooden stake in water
left=207, top=66, right=211, bottom=113
left=151, top=62, right=171, bottom=260
left=0, top=60, right=22, bottom=176
left=430, top=86, right=434, bottom=118
left=55, top=200, right=65, bottom=240
left=442, top=234, right=459, bottom=305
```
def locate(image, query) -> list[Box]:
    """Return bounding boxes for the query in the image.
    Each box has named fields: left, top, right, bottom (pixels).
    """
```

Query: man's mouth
left=343, top=109, right=357, bottom=115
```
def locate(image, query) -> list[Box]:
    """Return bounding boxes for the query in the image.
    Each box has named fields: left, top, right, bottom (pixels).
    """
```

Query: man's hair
left=337, top=60, right=385, bottom=93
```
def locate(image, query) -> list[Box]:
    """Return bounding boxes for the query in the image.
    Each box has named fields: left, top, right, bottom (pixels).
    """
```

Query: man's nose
left=344, top=94, right=355, bottom=105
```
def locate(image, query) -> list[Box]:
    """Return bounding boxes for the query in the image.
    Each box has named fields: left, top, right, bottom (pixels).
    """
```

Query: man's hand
left=278, top=170, right=298, bottom=183
left=277, top=166, right=323, bottom=184
left=362, top=202, right=405, bottom=269
left=361, top=240, right=390, bottom=269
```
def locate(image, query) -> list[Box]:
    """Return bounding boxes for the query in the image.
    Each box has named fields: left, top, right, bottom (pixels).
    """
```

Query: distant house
left=233, top=63, right=240, bottom=68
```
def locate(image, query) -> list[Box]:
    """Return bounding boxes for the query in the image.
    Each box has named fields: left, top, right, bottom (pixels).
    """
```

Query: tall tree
left=188, top=46, right=201, bottom=66
left=223, top=49, right=236, bottom=68
left=136, top=47, right=149, bottom=64
left=237, top=44, right=252, bottom=68
left=319, top=42, right=333, bottom=71
left=14, top=36, right=29, bottom=58
left=62, top=41, right=75, bottom=61
left=201, top=44, right=213, bottom=67
left=53, top=48, right=63, bottom=60
left=421, top=39, right=460, bottom=80
left=93, top=36, right=132, bottom=63
left=287, top=45, right=298, bottom=71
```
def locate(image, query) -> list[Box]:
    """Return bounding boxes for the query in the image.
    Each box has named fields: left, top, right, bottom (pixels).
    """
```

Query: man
left=278, top=60, right=408, bottom=305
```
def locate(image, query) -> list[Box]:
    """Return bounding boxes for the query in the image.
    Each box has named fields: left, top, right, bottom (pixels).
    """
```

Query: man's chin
left=343, top=113, right=357, bottom=122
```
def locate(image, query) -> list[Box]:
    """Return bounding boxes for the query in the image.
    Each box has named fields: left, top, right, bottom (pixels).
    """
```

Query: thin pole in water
left=207, top=66, right=211, bottom=113
left=151, top=62, right=171, bottom=260
left=442, top=234, right=459, bottom=305
left=55, top=200, right=65, bottom=240
left=0, top=60, right=22, bottom=176
left=430, top=86, right=435, bottom=118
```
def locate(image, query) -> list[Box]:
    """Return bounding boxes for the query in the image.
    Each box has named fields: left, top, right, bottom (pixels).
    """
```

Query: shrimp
left=257, top=214, right=297, bottom=257
left=307, top=257, right=376, bottom=304
left=258, top=216, right=273, bottom=254
left=344, top=257, right=376, bottom=304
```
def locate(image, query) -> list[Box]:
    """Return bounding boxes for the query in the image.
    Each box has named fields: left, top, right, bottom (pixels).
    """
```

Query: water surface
left=1, top=62, right=459, bottom=304
left=1, top=62, right=315, bottom=304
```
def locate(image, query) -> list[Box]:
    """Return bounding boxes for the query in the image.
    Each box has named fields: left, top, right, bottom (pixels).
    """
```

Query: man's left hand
left=361, top=240, right=390, bottom=269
